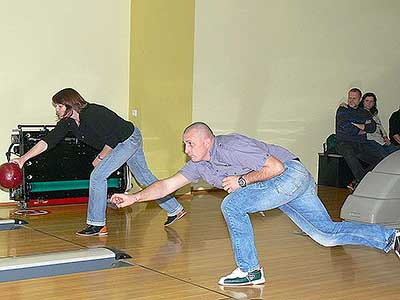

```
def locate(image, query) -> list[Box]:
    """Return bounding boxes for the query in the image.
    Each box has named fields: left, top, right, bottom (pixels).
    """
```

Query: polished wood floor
left=0, top=186, right=399, bottom=300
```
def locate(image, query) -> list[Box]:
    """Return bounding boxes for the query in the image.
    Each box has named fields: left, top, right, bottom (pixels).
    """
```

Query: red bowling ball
left=0, top=162, right=23, bottom=189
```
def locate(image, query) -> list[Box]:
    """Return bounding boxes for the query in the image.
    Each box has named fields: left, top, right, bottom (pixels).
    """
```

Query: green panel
left=130, top=0, right=194, bottom=180
left=29, top=178, right=120, bottom=192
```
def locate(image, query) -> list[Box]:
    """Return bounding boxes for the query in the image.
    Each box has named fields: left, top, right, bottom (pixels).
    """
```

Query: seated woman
left=360, top=92, right=399, bottom=156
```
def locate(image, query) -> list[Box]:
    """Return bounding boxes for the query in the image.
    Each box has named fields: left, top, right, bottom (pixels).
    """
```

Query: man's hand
left=383, top=136, right=391, bottom=145
left=220, top=156, right=284, bottom=193
left=110, top=193, right=140, bottom=208
left=222, top=176, right=241, bottom=193
left=351, top=122, right=365, bottom=130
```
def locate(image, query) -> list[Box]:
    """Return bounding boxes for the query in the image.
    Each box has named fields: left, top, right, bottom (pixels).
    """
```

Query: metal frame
left=7, top=125, right=130, bottom=208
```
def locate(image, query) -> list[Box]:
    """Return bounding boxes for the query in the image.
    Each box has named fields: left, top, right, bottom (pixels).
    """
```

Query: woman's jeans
left=87, top=127, right=183, bottom=226
left=382, top=143, right=400, bottom=155
left=221, top=160, right=396, bottom=272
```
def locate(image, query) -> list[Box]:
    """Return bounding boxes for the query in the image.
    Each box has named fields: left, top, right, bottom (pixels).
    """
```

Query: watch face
left=238, top=177, right=246, bottom=187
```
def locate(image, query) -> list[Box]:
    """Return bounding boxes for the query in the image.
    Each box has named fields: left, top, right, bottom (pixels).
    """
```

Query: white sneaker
left=218, top=267, right=265, bottom=286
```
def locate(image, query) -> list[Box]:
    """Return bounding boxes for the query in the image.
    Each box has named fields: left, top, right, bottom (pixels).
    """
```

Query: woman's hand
left=92, top=156, right=102, bottom=167
left=10, top=158, right=25, bottom=169
left=93, top=145, right=112, bottom=167
left=92, top=153, right=107, bottom=167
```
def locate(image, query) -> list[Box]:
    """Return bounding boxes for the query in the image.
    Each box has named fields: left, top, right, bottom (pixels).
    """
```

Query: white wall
left=0, top=0, right=130, bottom=201
left=193, top=0, right=400, bottom=178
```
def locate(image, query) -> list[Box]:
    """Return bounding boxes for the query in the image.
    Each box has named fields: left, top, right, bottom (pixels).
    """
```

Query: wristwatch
left=238, top=176, right=247, bottom=188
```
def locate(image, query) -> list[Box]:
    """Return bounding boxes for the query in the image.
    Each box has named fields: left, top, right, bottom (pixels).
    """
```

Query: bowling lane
left=0, top=262, right=230, bottom=300
left=0, top=220, right=84, bottom=258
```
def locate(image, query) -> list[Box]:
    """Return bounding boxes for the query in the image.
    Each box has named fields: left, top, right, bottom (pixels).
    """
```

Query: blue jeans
left=221, top=160, right=396, bottom=272
left=382, top=143, right=400, bottom=155
left=367, top=140, right=399, bottom=158
left=87, top=127, right=183, bottom=226
left=336, top=141, right=384, bottom=182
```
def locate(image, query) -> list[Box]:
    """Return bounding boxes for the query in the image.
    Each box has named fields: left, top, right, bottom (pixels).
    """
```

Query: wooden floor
left=0, top=186, right=399, bottom=300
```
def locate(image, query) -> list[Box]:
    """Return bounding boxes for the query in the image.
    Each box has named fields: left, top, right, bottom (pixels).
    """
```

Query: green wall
left=130, top=0, right=194, bottom=181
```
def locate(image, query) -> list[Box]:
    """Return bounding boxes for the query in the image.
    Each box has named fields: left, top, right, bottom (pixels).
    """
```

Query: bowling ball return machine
left=341, top=150, right=400, bottom=227
left=6, top=125, right=130, bottom=209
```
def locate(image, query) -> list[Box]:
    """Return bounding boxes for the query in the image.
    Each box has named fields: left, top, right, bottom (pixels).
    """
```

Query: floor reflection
left=220, top=284, right=265, bottom=300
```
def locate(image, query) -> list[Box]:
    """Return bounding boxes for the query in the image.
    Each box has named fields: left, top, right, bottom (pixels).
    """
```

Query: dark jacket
left=42, top=103, right=134, bottom=150
left=389, top=109, right=400, bottom=146
left=335, top=105, right=376, bottom=143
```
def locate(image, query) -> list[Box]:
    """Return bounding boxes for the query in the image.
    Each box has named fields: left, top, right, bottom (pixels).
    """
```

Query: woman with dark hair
left=12, top=88, right=186, bottom=236
left=360, top=92, right=399, bottom=155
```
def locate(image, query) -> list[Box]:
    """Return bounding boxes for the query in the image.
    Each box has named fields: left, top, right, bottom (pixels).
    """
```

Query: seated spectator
left=360, top=92, right=399, bottom=156
left=389, top=106, right=400, bottom=146
left=335, top=88, right=386, bottom=190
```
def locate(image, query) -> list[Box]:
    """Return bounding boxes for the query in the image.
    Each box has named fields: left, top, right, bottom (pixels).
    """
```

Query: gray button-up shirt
left=179, top=134, right=297, bottom=189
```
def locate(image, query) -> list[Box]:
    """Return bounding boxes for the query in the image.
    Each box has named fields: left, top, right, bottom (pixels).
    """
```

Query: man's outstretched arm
left=222, top=155, right=285, bottom=193
left=111, top=173, right=191, bottom=208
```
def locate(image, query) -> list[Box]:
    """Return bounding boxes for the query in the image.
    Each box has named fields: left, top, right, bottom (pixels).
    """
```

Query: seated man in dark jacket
left=335, top=88, right=386, bottom=189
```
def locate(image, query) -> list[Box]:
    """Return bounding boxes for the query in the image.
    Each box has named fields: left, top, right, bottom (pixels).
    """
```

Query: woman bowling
left=12, top=88, right=186, bottom=236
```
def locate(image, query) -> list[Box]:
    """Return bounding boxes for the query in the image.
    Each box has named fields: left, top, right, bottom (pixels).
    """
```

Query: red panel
left=29, top=197, right=88, bottom=207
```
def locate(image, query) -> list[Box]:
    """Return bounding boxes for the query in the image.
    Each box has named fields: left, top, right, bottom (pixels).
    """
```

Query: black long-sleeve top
left=42, top=103, right=134, bottom=150
left=389, top=108, right=400, bottom=146
left=335, top=106, right=376, bottom=143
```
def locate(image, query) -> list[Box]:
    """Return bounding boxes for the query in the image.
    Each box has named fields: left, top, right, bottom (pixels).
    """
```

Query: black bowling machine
left=7, top=125, right=129, bottom=208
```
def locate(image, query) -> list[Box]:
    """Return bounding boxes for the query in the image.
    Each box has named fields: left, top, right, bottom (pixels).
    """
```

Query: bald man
left=111, top=122, right=400, bottom=286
